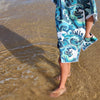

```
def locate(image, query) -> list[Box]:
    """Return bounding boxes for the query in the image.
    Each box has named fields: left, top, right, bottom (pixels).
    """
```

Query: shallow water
left=0, top=0, right=100, bottom=100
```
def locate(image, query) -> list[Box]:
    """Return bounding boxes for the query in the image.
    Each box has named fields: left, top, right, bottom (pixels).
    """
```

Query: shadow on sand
left=0, top=25, right=60, bottom=88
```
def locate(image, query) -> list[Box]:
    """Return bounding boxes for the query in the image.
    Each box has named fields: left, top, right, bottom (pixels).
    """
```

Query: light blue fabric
left=52, top=0, right=98, bottom=63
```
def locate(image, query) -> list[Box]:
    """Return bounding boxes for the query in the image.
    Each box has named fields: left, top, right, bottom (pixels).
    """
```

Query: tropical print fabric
left=51, top=0, right=98, bottom=63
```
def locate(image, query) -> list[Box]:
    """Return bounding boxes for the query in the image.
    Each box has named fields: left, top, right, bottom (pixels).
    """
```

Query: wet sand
left=0, top=0, right=100, bottom=100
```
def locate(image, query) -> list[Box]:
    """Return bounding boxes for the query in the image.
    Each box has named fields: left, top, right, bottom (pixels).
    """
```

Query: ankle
left=59, top=86, right=66, bottom=89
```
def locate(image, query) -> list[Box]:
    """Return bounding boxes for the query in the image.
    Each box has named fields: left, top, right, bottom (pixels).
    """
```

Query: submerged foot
left=49, top=87, right=66, bottom=98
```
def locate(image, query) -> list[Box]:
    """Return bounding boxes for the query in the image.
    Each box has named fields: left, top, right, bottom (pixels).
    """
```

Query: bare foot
left=49, top=87, right=66, bottom=98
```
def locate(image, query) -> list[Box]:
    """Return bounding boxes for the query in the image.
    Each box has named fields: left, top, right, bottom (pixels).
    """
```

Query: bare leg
left=58, top=57, right=71, bottom=76
left=58, top=57, right=71, bottom=88
left=55, top=57, right=71, bottom=80
left=85, top=16, right=94, bottom=38
left=50, top=57, right=71, bottom=97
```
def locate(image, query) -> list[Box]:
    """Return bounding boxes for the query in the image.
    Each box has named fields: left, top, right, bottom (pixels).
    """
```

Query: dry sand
left=0, top=0, right=100, bottom=100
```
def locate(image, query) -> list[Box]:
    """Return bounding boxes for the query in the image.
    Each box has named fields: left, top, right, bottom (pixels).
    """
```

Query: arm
left=85, top=16, right=94, bottom=38
left=83, top=0, right=98, bottom=38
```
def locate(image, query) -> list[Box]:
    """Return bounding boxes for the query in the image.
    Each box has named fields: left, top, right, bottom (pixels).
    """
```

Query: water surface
left=0, top=0, right=100, bottom=100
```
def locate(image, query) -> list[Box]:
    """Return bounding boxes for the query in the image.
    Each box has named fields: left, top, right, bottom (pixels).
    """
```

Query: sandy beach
left=0, top=0, right=100, bottom=100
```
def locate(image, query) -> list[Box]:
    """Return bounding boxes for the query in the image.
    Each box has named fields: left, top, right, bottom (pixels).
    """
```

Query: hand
left=85, top=33, right=93, bottom=38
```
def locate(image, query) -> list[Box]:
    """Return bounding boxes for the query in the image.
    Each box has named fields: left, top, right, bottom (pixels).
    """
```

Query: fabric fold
left=82, top=33, right=98, bottom=51
left=83, top=0, right=98, bottom=25
left=51, top=0, right=57, bottom=5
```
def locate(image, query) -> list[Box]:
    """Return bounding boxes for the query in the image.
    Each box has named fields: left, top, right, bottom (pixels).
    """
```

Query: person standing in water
left=50, top=0, right=98, bottom=98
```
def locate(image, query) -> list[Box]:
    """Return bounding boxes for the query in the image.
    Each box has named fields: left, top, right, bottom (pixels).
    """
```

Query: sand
left=0, top=0, right=100, bottom=100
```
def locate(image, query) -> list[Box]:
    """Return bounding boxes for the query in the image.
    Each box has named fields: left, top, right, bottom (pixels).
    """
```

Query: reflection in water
left=0, top=0, right=34, bottom=13
left=0, top=0, right=44, bottom=13
left=0, top=0, right=10, bottom=12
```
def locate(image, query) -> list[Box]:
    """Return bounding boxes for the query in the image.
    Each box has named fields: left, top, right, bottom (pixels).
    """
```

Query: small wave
left=0, top=42, right=56, bottom=53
